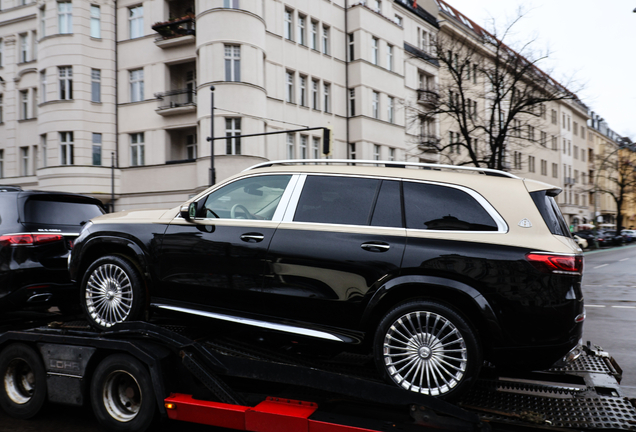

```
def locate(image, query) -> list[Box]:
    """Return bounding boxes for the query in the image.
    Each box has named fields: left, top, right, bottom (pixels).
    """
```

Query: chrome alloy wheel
left=3, top=359, right=35, bottom=405
left=383, top=311, right=468, bottom=396
left=102, top=370, right=142, bottom=422
left=85, top=264, right=134, bottom=328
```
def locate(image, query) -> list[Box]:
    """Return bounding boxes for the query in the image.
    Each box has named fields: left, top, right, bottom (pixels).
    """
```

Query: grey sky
left=444, top=0, right=636, bottom=139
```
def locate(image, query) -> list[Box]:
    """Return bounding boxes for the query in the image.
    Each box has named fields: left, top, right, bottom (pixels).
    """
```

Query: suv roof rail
left=243, top=159, right=520, bottom=179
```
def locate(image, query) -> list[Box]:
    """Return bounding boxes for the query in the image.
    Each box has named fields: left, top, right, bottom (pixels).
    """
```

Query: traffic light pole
left=208, top=86, right=216, bottom=186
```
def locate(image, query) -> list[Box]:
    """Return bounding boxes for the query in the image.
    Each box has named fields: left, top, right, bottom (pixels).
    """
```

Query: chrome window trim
left=153, top=304, right=346, bottom=342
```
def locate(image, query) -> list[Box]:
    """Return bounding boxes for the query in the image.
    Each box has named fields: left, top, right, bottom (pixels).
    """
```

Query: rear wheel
left=0, top=343, right=47, bottom=419
left=81, top=255, right=146, bottom=331
left=373, top=300, right=481, bottom=399
left=90, top=354, right=156, bottom=432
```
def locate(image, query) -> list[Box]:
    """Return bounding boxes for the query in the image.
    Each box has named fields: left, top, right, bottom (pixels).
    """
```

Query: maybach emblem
left=518, top=218, right=532, bottom=228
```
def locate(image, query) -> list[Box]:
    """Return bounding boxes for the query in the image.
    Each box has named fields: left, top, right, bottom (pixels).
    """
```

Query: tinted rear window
left=403, top=182, right=498, bottom=231
left=530, top=190, right=570, bottom=237
left=25, top=199, right=104, bottom=226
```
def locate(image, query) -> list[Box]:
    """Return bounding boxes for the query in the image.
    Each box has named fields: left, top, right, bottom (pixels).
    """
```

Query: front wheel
left=90, top=354, right=156, bottom=432
left=81, top=255, right=146, bottom=331
left=373, top=300, right=482, bottom=399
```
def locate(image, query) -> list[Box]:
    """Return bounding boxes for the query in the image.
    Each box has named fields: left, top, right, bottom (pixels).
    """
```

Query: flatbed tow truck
left=1, top=313, right=635, bottom=432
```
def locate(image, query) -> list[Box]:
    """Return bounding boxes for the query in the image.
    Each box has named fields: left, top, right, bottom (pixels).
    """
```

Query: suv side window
left=203, top=175, right=292, bottom=220
left=371, top=180, right=402, bottom=228
left=294, top=176, right=380, bottom=225
left=403, top=181, right=498, bottom=231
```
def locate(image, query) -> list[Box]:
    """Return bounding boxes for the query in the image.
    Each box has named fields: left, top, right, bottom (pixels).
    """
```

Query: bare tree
left=412, top=11, right=581, bottom=170
left=593, top=141, right=636, bottom=233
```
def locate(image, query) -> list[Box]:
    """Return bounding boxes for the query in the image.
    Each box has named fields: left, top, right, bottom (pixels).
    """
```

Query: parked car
left=621, top=229, right=636, bottom=242
left=598, top=230, right=624, bottom=246
left=0, top=189, right=105, bottom=312
left=69, top=160, right=584, bottom=399
left=573, top=235, right=588, bottom=249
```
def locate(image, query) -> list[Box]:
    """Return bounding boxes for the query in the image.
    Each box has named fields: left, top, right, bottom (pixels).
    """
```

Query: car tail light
left=525, top=253, right=583, bottom=275
left=0, top=234, right=64, bottom=246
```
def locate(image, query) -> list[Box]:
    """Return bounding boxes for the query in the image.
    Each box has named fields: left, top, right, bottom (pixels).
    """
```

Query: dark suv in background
left=69, top=160, right=584, bottom=399
left=0, top=188, right=105, bottom=312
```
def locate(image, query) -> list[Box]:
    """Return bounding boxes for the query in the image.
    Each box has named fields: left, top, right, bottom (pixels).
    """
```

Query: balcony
left=564, top=177, right=576, bottom=185
left=155, top=88, right=197, bottom=116
left=417, top=88, right=439, bottom=107
left=418, top=134, right=440, bottom=152
left=152, top=15, right=195, bottom=48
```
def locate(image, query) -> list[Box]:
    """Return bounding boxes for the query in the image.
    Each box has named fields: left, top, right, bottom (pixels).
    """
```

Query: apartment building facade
left=0, top=0, right=621, bottom=224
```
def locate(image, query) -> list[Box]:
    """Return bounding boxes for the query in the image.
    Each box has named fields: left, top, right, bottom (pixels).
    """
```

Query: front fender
left=362, top=275, right=503, bottom=343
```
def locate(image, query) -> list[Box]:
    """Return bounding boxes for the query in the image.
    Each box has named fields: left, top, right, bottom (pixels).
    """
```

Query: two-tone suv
left=69, top=160, right=584, bottom=399
left=0, top=189, right=105, bottom=312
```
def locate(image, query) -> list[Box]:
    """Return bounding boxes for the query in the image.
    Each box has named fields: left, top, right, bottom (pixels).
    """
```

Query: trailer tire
left=0, top=343, right=47, bottom=419
left=81, top=255, right=146, bottom=331
left=90, top=354, right=156, bottom=432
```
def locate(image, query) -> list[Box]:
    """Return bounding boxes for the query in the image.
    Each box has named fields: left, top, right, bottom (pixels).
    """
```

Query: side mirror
left=180, top=202, right=197, bottom=222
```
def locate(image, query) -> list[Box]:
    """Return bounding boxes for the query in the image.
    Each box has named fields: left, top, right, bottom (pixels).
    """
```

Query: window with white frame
left=322, top=25, right=329, bottom=54
left=348, top=33, right=354, bottom=61
left=224, top=0, right=239, bottom=8
left=225, top=118, right=241, bottom=155
left=349, top=88, right=355, bottom=116
left=31, top=30, right=37, bottom=61
left=286, top=133, right=295, bottom=159
left=374, top=144, right=380, bottom=160
left=187, top=134, right=197, bottom=159
left=310, top=20, right=318, bottom=50
left=0, top=150, right=4, bottom=178
left=388, top=96, right=394, bottom=123
left=91, top=5, right=101, bottom=38
left=389, top=148, right=395, bottom=161
left=224, top=45, right=240, bottom=82
left=372, top=91, right=379, bottom=119
left=371, top=37, right=378, bottom=65
left=60, top=131, right=74, bottom=165
left=40, top=6, right=46, bottom=37
left=299, top=76, right=307, bottom=106
left=91, top=69, right=101, bottom=102
left=130, top=69, right=144, bottom=102
left=528, top=155, right=535, bottom=173
left=21, top=147, right=29, bottom=176
left=58, top=2, right=72, bottom=34
left=372, top=0, right=381, bottom=13
left=58, top=66, right=72, bottom=100
left=41, top=134, right=47, bottom=167
left=386, top=44, right=393, bottom=71
left=323, top=83, right=330, bottom=112
left=541, top=159, right=547, bottom=176
left=312, top=79, right=319, bottom=110
left=286, top=71, right=294, bottom=103
left=284, top=9, right=293, bottom=40
left=20, top=33, right=29, bottom=63
left=297, top=15, right=306, bottom=45
left=130, top=132, right=144, bottom=166
left=40, top=70, right=47, bottom=103
left=20, top=90, right=29, bottom=119
left=92, top=133, right=102, bottom=166
left=32, top=89, right=38, bottom=118
left=129, top=5, right=144, bottom=39
left=300, top=135, right=308, bottom=159
left=312, top=137, right=320, bottom=158
left=394, top=15, right=402, bottom=26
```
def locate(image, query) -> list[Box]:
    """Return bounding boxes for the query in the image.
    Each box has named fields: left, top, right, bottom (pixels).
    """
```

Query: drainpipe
left=113, top=0, right=119, bottom=212
left=345, top=0, right=350, bottom=155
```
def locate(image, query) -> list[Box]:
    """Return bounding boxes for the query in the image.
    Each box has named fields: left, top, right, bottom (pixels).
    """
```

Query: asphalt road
left=1, top=244, right=635, bottom=430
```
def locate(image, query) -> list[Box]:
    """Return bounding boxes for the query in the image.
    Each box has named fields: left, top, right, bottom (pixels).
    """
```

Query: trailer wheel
left=0, top=343, right=47, bottom=419
left=81, top=255, right=146, bottom=331
left=90, top=354, right=156, bottom=432
left=373, top=300, right=482, bottom=400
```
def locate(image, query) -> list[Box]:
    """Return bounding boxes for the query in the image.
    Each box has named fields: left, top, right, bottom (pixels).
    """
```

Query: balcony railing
left=152, top=15, right=195, bottom=40
left=155, top=88, right=196, bottom=111
left=418, top=134, right=440, bottom=152
left=417, top=88, right=439, bottom=106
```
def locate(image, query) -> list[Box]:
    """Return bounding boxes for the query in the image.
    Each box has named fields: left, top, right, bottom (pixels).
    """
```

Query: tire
left=90, top=354, right=156, bottom=432
left=81, top=255, right=146, bottom=331
left=373, top=300, right=482, bottom=399
left=0, top=343, right=47, bottom=419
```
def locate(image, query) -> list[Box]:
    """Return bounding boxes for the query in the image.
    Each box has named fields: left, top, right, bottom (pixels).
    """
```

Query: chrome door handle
left=241, top=233, right=265, bottom=243
left=361, top=242, right=390, bottom=252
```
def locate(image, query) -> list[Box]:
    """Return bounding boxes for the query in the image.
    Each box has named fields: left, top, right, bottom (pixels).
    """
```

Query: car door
left=155, top=174, right=295, bottom=314
left=262, top=175, right=406, bottom=330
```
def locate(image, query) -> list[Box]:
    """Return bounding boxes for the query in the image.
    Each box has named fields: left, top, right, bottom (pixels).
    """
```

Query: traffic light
left=322, top=126, right=333, bottom=156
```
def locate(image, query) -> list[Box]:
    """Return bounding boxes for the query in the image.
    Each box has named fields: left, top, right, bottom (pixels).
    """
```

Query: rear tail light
left=525, top=253, right=583, bottom=275
left=0, top=234, right=64, bottom=246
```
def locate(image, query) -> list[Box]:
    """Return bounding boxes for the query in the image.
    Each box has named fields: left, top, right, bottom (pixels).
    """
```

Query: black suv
left=69, top=161, right=584, bottom=399
left=0, top=189, right=105, bottom=312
